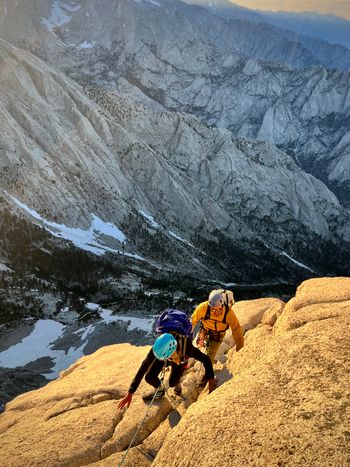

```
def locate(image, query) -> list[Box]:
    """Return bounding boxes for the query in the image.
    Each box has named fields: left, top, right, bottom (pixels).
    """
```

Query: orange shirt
left=192, top=301, right=244, bottom=349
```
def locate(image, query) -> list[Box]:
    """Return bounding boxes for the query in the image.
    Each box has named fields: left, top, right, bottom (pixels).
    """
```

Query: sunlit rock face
left=1, top=39, right=350, bottom=282
left=154, top=277, right=350, bottom=466
left=0, top=277, right=349, bottom=466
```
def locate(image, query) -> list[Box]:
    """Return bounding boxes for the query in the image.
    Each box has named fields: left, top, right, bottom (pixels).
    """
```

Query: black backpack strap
left=204, top=303, right=218, bottom=330
left=223, top=302, right=229, bottom=324
left=204, top=302, right=229, bottom=324
left=205, top=303, right=211, bottom=320
left=174, top=333, right=188, bottom=359
left=203, top=302, right=230, bottom=331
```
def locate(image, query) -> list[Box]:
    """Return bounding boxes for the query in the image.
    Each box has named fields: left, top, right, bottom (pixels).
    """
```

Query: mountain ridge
left=1, top=39, right=350, bottom=289
left=0, top=1, right=349, bottom=295
left=1, top=1, right=350, bottom=205
left=186, top=1, right=350, bottom=49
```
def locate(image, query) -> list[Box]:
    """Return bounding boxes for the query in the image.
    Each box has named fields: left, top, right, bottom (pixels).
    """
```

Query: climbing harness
left=196, top=324, right=210, bottom=349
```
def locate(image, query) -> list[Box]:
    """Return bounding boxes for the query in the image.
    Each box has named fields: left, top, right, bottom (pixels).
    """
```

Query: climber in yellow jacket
left=191, top=289, right=244, bottom=365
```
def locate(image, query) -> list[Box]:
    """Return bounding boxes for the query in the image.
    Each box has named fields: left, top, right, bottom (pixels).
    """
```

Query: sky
left=230, top=1, right=350, bottom=20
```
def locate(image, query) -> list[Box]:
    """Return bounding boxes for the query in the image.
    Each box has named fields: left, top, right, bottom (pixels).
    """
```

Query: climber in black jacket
left=118, top=332, right=214, bottom=409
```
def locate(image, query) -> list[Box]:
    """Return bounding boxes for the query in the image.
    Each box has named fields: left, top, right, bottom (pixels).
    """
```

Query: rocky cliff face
left=0, top=0, right=350, bottom=286
left=1, top=39, right=350, bottom=283
left=155, top=277, right=350, bottom=466
left=1, top=1, right=350, bottom=206
left=0, top=277, right=349, bottom=466
left=2, top=0, right=345, bottom=205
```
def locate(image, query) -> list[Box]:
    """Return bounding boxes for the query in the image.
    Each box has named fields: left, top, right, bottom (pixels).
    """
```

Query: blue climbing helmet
left=152, top=333, right=177, bottom=360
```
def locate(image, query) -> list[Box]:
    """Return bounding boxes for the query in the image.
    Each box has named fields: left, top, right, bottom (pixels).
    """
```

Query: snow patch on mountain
left=0, top=319, right=65, bottom=371
left=135, top=0, right=161, bottom=6
left=41, top=0, right=81, bottom=32
left=0, top=308, right=155, bottom=379
left=77, top=40, right=94, bottom=49
left=138, top=209, right=159, bottom=228
left=99, top=308, right=155, bottom=332
left=168, top=230, right=196, bottom=249
left=4, top=192, right=134, bottom=258
left=280, top=251, right=314, bottom=272
left=0, top=262, right=12, bottom=272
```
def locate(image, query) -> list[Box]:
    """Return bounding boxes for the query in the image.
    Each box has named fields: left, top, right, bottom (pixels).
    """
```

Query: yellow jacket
left=191, top=301, right=244, bottom=350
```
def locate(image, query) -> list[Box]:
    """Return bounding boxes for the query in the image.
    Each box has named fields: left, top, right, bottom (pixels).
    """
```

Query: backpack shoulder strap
left=204, top=302, right=229, bottom=324
left=223, top=302, right=230, bottom=324
left=174, top=333, right=188, bottom=358
left=204, top=303, right=211, bottom=321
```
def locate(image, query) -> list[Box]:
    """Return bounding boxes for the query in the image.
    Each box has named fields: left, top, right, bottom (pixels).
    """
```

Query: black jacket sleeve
left=128, top=348, right=156, bottom=394
left=186, top=339, right=214, bottom=380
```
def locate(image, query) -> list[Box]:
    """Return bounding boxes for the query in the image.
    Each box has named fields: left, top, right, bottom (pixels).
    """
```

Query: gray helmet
left=208, top=290, right=224, bottom=307
left=208, top=289, right=234, bottom=307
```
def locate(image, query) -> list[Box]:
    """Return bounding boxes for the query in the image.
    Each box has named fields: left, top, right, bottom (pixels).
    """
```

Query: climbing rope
left=117, top=355, right=211, bottom=467
left=117, top=368, right=167, bottom=467
left=162, top=382, right=182, bottom=410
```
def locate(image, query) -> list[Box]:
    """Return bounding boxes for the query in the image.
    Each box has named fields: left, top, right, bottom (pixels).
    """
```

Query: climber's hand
left=118, top=392, right=133, bottom=409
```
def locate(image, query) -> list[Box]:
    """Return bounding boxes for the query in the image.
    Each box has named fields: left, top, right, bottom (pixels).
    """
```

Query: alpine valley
left=0, top=0, right=350, bottom=322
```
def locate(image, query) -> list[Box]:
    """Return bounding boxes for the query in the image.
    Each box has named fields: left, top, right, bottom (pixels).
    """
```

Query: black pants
left=145, top=359, right=184, bottom=389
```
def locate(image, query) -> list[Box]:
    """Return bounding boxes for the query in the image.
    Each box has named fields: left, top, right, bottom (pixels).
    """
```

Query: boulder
left=0, top=344, right=171, bottom=466
left=261, top=299, right=285, bottom=326
left=234, top=297, right=284, bottom=331
left=220, top=297, right=284, bottom=353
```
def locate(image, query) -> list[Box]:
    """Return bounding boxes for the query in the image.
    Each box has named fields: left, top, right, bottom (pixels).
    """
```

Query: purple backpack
left=156, top=308, right=193, bottom=338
